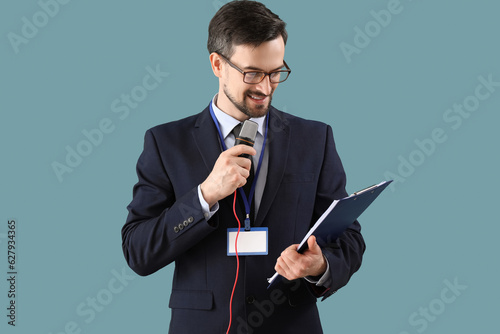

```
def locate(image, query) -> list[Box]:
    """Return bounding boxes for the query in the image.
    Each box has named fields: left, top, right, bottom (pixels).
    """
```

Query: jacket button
left=174, top=226, right=179, bottom=233
left=178, top=223, right=184, bottom=230
left=246, top=295, right=255, bottom=304
left=183, top=220, right=189, bottom=227
left=188, top=216, right=194, bottom=223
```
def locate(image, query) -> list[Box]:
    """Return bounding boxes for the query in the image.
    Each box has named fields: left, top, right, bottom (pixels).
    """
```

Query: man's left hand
left=275, top=235, right=327, bottom=280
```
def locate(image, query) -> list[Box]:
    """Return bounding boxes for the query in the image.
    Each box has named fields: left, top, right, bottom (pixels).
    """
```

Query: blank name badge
left=227, top=227, right=268, bottom=256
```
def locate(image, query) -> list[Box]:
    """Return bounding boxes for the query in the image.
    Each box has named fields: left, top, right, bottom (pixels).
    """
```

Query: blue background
left=1, top=0, right=498, bottom=333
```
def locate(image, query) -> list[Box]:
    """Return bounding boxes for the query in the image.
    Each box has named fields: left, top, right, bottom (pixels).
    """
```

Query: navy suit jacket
left=122, top=105, right=365, bottom=333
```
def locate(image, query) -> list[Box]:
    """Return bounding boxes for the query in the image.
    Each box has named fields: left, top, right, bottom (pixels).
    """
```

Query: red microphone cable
left=226, top=190, right=241, bottom=334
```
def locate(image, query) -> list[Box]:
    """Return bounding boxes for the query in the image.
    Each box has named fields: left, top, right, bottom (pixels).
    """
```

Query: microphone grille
left=238, top=120, right=258, bottom=143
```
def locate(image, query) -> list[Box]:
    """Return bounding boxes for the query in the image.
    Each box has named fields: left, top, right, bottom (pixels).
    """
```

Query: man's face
left=216, top=36, right=286, bottom=120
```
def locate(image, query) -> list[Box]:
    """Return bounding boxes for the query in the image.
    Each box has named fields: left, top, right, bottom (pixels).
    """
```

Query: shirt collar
left=211, top=94, right=266, bottom=139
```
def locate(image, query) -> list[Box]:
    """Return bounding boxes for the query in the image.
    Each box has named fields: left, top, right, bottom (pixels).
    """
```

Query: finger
left=275, top=256, right=289, bottom=273
left=283, top=244, right=299, bottom=253
left=278, top=255, right=303, bottom=280
left=224, top=161, right=248, bottom=179
left=234, top=156, right=252, bottom=171
left=275, top=258, right=284, bottom=275
left=227, top=144, right=257, bottom=157
left=281, top=244, right=301, bottom=263
left=276, top=256, right=294, bottom=279
left=280, top=249, right=301, bottom=276
left=303, top=237, right=323, bottom=262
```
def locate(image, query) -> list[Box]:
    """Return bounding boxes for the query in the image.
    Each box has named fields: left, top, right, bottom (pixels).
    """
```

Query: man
left=121, top=1, right=365, bottom=333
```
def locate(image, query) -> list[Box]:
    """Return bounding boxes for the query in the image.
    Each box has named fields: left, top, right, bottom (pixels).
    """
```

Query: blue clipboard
left=267, top=180, right=392, bottom=289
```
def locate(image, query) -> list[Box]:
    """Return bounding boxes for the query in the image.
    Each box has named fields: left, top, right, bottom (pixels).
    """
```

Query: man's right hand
left=200, top=145, right=256, bottom=207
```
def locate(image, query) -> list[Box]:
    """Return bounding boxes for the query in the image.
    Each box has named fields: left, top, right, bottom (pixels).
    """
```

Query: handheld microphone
left=234, top=120, right=258, bottom=159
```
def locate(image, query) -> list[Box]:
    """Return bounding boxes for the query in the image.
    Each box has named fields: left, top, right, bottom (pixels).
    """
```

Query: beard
left=223, top=84, right=273, bottom=119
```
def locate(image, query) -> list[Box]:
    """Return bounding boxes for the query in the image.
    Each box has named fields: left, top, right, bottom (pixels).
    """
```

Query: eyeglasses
left=217, top=53, right=291, bottom=84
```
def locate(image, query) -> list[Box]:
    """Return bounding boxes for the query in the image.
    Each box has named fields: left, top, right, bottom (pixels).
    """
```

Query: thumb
left=307, top=235, right=321, bottom=254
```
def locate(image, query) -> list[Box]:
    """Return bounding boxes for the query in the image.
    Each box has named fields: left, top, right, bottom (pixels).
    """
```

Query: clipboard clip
left=352, top=184, right=377, bottom=196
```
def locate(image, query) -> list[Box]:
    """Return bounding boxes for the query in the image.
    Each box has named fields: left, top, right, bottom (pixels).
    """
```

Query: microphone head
left=235, top=120, right=258, bottom=147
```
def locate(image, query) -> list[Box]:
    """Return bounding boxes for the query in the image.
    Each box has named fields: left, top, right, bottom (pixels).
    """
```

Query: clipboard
left=267, top=180, right=392, bottom=288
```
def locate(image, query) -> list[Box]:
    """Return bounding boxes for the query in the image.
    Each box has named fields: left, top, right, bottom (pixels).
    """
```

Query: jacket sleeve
left=121, top=129, right=218, bottom=276
left=309, top=125, right=366, bottom=300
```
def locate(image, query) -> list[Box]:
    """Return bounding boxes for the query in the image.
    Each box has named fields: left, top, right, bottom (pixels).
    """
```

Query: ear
left=209, top=52, right=224, bottom=78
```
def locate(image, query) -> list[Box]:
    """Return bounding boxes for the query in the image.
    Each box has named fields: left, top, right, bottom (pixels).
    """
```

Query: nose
left=256, top=75, right=275, bottom=96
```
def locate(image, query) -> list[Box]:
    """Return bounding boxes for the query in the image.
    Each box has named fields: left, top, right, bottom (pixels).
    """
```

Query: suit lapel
left=254, top=108, right=290, bottom=227
left=192, top=106, right=222, bottom=173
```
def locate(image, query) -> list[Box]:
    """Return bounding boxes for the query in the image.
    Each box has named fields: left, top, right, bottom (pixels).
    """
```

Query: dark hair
left=207, top=0, right=288, bottom=58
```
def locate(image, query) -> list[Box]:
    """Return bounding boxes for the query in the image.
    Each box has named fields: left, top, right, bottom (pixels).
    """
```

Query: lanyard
left=209, top=101, right=269, bottom=230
